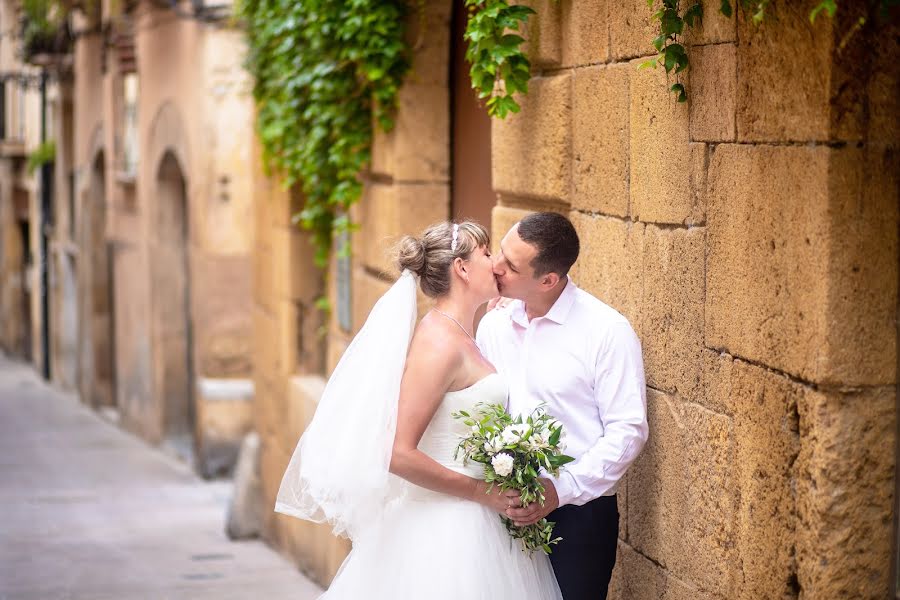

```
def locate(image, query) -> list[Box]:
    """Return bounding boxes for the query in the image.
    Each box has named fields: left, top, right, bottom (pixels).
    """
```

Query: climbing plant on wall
left=240, top=0, right=544, bottom=274
left=238, top=0, right=410, bottom=268
left=645, top=0, right=898, bottom=101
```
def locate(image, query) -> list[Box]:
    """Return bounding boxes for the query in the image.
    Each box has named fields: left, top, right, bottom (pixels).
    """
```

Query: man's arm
left=507, top=321, right=647, bottom=524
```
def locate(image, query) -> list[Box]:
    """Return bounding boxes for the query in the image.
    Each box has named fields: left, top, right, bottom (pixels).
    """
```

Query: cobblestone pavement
left=0, top=355, right=323, bottom=600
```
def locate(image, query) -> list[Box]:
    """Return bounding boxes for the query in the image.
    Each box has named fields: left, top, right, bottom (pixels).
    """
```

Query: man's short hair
left=517, top=212, right=580, bottom=278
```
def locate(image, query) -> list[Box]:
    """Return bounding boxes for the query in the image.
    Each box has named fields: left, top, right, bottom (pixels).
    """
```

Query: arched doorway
left=80, top=153, right=115, bottom=408
left=153, top=151, right=194, bottom=455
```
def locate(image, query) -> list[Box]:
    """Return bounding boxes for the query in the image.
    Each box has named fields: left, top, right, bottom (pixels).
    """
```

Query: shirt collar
left=509, top=277, right=578, bottom=327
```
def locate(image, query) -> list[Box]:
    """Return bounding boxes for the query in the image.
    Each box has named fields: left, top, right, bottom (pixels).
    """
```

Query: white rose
left=483, top=436, right=503, bottom=454
left=491, top=453, right=515, bottom=477
left=501, top=425, right=526, bottom=445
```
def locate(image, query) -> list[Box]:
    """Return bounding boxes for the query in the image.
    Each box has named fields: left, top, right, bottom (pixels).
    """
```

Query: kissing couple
left=276, top=212, right=648, bottom=600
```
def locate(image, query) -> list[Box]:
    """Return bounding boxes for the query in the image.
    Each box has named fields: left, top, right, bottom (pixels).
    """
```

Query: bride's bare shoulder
left=407, top=312, right=462, bottom=366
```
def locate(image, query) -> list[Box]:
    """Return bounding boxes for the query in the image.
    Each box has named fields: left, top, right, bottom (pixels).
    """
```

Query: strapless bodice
left=417, top=373, right=508, bottom=479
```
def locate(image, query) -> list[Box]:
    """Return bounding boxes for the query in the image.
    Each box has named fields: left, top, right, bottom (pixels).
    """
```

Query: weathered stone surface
left=354, top=183, right=449, bottom=276
left=736, top=2, right=835, bottom=142
left=822, top=148, right=898, bottom=385
left=493, top=74, right=572, bottom=202
left=729, top=359, right=801, bottom=600
left=569, top=212, right=643, bottom=330
left=403, top=0, right=451, bottom=86
left=226, top=431, right=263, bottom=539
left=683, top=0, right=736, bottom=45
left=699, top=349, right=735, bottom=415
left=560, top=0, right=608, bottom=67
left=520, top=0, right=562, bottom=67
left=269, top=225, right=322, bottom=306
left=707, top=144, right=896, bottom=386
left=612, top=542, right=719, bottom=600
left=374, top=82, right=450, bottom=182
left=688, top=43, right=736, bottom=142
left=641, top=225, right=704, bottom=401
left=285, top=374, right=325, bottom=449
left=797, top=387, right=896, bottom=599
left=608, top=0, right=657, bottom=61
left=490, top=204, right=533, bottom=255
left=572, top=63, right=630, bottom=217
left=325, top=331, right=351, bottom=377
left=866, top=20, right=900, bottom=145
left=630, top=59, right=705, bottom=224
left=628, top=390, right=735, bottom=596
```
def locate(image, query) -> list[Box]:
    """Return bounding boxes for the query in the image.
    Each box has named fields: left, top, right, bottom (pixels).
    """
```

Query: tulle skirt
left=321, top=488, right=563, bottom=600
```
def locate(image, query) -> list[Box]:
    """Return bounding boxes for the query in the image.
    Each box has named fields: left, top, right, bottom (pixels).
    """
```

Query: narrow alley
left=0, top=354, right=322, bottom=600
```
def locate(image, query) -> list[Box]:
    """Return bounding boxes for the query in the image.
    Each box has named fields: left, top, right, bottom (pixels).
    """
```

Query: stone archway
left=151, top=150, right=194, bottom=453
left=78, top=151, right=115, bottom=408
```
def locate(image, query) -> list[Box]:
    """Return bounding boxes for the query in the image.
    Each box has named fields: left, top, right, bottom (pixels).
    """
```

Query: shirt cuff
left=548, top=470, right=578, bottom=507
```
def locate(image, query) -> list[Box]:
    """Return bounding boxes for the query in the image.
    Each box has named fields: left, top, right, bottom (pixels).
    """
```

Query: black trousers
left=547, top=495, right=619, bottom=600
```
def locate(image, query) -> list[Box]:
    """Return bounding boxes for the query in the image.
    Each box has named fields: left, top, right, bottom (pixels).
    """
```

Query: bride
left=276, top=221, right=562, bottom=599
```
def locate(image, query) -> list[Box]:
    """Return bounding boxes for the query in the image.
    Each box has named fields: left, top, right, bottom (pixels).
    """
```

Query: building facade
left=251, top=1, right=898, bottom=598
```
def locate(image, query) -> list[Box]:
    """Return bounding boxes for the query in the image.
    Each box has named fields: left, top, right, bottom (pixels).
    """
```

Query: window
left=121, top=73, right=139, bottom=178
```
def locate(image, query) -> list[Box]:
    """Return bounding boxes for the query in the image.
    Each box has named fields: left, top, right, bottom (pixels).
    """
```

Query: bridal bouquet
left=452, top=403, right=575, bottom=554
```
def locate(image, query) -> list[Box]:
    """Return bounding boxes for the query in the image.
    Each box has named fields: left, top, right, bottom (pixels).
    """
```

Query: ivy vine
left=464, top=0, right=537, bottom=118
left=238, top=0, right=410, bottom=267
left=645, top=0, right=899, bottom=101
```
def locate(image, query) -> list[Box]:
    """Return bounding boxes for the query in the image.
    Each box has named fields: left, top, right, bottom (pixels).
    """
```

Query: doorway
left=154, top=151, right=194, bottom=455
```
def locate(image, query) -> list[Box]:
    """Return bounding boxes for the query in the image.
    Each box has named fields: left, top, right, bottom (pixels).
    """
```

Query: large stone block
left=490, top=204, right=533, bottom=255
left=796, top=387, right=896, bottom=599
left=270, top=225, right=322, bottom=306
left=822, top=148, right=898, bottom=384
left=628, top=390, right=736, bottom=596
left=630, top=60, right=706, bottom=225
left=560, top=0, right=609, bottom=67
left=569, top=212, right=643, bottom=330
left=283, top=374, right=325, bottom=454
left=373, top=83, right=450, bottom=182
left=403, top=0, right=451, bottom=86
left=707, top=145, right=897, bottom=385
left=572, top=63, right=630, bottom=217
left=253, top=236, right=274, bottom=313
left=354, top=183, right=449, bottom=276
left=683, top=0, right=736, bottom=45
left=688, top=43, right=736, bottom=142
left=866, top=20, right=900, bottom=146
left=729, top=359, right=801, bottom=600
left=608, top=0, right=657, bottom=61
left=735, top=2, right=839, bottom=142
left=493, top=74, right=572, bottom=202
left=611, top=542, right=718, bottom=600
left=520, top=0, right=562, bottom=67
left=269, top=183, right=303, bottom=228
left=640, top=225, right=704, bottom=401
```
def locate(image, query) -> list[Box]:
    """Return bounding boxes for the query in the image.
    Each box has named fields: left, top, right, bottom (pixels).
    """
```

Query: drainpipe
left=39, top=69, right=51, bottom=380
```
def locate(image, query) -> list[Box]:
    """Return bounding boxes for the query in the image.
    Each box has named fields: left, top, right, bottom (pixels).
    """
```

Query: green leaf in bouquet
left=548, top=425, right=562, bottom=446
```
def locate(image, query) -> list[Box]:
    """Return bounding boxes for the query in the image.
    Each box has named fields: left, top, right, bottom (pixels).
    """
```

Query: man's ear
left=539, top=272, right=560, bottom=290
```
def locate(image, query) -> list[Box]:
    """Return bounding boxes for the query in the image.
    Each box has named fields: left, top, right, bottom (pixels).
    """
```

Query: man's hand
left=505, top=478, right=559, bottom=526
left=486, top=296, right=513, bottom=311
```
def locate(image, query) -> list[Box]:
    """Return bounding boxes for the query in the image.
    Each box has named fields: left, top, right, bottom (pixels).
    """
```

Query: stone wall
left=251, top=1, right=452, bottom=586
left=69, top=0, right=256, bottom=476
left=251, top=0, right=897, bottom=595
left=490, top=1, right=898, bottom=598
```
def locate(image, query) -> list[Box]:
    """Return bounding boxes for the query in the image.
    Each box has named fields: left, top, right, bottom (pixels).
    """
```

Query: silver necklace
left=433, top=308, right=475, bottom=342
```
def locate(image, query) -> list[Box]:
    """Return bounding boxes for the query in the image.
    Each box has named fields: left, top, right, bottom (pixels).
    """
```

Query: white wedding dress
left=321, top=373, right=563, bottom=600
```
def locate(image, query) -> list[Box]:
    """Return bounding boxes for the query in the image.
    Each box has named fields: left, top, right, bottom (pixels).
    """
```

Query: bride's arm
left=389, top=327, right=513, bottom=513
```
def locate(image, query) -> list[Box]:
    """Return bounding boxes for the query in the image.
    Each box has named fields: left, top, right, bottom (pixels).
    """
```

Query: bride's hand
left=471, top=480, right=522, bottom=513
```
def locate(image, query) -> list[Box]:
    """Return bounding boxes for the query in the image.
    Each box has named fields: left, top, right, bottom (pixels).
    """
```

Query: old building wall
left=490, top=1, right=898, bottom=598
left=69, top=0, right=256, bottom=475
left=251, top=1, right=453, bottom=586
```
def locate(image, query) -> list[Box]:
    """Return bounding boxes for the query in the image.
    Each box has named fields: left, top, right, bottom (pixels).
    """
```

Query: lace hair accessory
left=450, top=223, right=460, bottom=253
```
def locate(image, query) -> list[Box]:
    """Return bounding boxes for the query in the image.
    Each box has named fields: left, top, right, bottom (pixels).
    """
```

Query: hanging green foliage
left=238, top=0, right=410, bottom=267
left=463, top=0, right=537, bottom=118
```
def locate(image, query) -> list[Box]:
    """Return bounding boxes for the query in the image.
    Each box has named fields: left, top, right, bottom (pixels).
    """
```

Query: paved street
left=0, top=354, right=323, bottom=600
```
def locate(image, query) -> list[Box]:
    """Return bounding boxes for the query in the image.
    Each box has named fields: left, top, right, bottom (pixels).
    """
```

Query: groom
left=476, top=212, right=648, bottom=599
